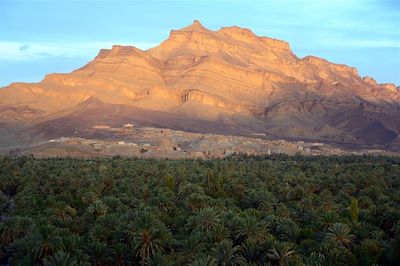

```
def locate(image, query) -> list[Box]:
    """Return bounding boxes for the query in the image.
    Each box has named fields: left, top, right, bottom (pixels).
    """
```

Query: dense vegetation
left=0, top=155, right=399, bottom=265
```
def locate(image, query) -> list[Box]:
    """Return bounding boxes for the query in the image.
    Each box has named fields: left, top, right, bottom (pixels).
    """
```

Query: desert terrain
left=1, top=21, right=399, bottom=157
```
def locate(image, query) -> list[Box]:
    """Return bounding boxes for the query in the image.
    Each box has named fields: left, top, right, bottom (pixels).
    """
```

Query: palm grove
left=0, top=154, right=399, bottom=265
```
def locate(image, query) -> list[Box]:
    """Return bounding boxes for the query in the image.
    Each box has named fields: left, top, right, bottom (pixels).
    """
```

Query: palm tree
left=319, top=242, right=348, bottom=265
left=43, top=250, right=86, bottom=266
left=240, top=238, right=265, bottom=264
left=211, top=239, right=246, bottom=266
left=13, top=216, right=33, bottom=236
left=185, top=193, right=212, bottom=211
left=146, top=254, right=171, bottom=266
left=0, top=215, right=32, bottom=246
left=32, top=224, right=64, bottom=260
left=177, top=183, right=204, bottom=202
left=8, top=237, right=35, bottom=264
left=88, top=223, right=109, bottom=242
left=187, top=207, right=221, bottom=232
left=229, top=179, right=246, bottom=200
left=0, top=220, right=19, bottom=246
left=130, top=210, right=173, bottom=265
left=211, top=223, right=230, bottom=243
left=324, top=223, right=355, bottom=248
left=356, top=239, right=383, bottom=265
left=85, top=241, right=112, bottom=266
left=266, top=244, right=295, bottom=266
left=206, top=171, right=224, bottom=194
left=53, top=203, right=77, bottom=223
left=304, top=252, right=325, bottom=266
left=317, top=211, right=339, bottom=230
left=235, top=214, right=269, bottom=242
left=57, top=231, right=86, bottom=261
left=177, top=231, right=206, bottom=263
left=276, top=221, right=300, bottom=242
left=189, top=254, right=217, bottom=266
left=113, top=242, right=129, bottom=266
left=87, top=200, right=108, bottom=217
left=81, top=191, right=99, bottom=205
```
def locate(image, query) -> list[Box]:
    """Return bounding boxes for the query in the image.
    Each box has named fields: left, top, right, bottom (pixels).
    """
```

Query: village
left=18, top=122, right=393, bottom=158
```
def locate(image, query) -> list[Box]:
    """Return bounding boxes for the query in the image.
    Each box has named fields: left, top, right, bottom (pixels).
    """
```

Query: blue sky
left=0, top=0, right=399, bottom=87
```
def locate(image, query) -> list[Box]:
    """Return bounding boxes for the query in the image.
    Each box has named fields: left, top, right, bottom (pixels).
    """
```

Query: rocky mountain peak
left=181, top=19, right=208, bottom=32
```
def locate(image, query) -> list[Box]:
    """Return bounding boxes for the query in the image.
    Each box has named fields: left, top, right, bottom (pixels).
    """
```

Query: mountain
left=1, top=20, right=399, bottom=151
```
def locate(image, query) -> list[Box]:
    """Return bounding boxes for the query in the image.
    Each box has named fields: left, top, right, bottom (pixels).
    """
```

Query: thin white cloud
left=0, top=41, right=158, bottom=61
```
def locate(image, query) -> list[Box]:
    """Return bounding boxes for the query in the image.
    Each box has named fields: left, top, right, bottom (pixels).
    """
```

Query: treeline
left=0, top=154, right=399, bottom=265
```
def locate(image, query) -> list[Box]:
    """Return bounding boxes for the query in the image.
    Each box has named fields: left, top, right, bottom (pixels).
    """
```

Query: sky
left=0, top=0, right=399, bottom=87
